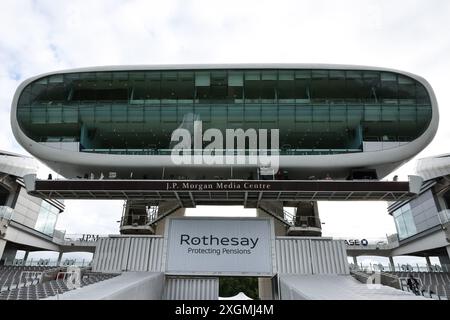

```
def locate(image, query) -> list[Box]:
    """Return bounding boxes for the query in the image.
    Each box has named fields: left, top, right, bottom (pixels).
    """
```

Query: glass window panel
left=18, top=86, right=32, bottom=106
left=261, top=80, right=276, bottom=100
left=31, top=106, right=47, bottom=124
left=46, top=84, right=68, bottom=101
left=278, top=79, right=295, bottom=101
left=95, top=105, right=111, bottom=122
left=295, top=79, right=309, bottom=100
left=228, top=105, right=243, bottom=122
left=144, top=106, right=160, bottom=123
left=245, top=105, right=260, bottom=121
left=313, top=105, right=329, bottom=122
left=245, top=71, right=260, bottom=81
left=161, top=106, right=177, bottom=122
left=261, top=105, right=277, bottom=122
left=310, top=77, right=329, bottom=100
left=398, top=75, right=416, bottom=100
left=327, top=78, right=346, bottom=99
left=63, top=106, right=78, bottom=123
left=227, top=86, right=243, bottom=101
left=416, top=84, right=430, bottom=104
left=296, top=105, right=312, bottom=122
left=261, top=71, right=277, bottom=80
left=363, top=72, right=380, bottom=103
left=132, top=81, right=150, bottom=100
left=346, top=72, right=365, bottom=101
left=31, top=82, right=48, bottom=103
left=161, top=73, right=177, bottom=100
left=112, top=105, right=128, bottom=122
left=347, top=105, right=363, bottom=126
left=196, top=86, right=210, bottom=101
left=330, top=105, right=347, bottom=122
left=79, top=105, right=95, bottom=124
left=380, top=72, right=398, bottom=100
left=228, top=72, right=243, bottom=86
left=210, top=72, right=227, bottom=100
left=279, top=71, right=294, bottom=80
left=381, top=105, right=398, bottom=121
left=47, top=107, right=62, bottom=123
left=129, top=106, right=144, bottom=122
left=177, top=72, right=194, bottom=100
left=399, top=106, right=416, bottom=121
left=295, top=70, right=311, bottom=79
left=194, top=106, right=211, bottom=121
left=417, top=105, right=432, bottom=124
left=329, top=70, right=345, bottom=79
left=113, top=72, right=128, bottom=80
left=364, top=105, right=381, bottom=121
left=195, top=72, right=210, bottom=86
left=244, top=76, right=261, bottom=100
left=312, top=70, right=328, bottom=78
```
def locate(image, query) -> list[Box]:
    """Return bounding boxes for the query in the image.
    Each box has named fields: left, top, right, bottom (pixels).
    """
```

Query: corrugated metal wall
left=275, top=238, right=312, bottom=274
left=92, top=236, right=164, bottom=272
left=164, top=277, right=219, bottom=300
left=276, top=238, right=349, bottom=275
left=92, top=236, right=348, bottom=275
left=310, top=239, right=349, bottom=274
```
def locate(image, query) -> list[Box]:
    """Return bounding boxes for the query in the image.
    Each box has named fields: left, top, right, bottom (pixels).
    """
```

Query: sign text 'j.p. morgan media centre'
left=165, top=218, right=275, bottom=276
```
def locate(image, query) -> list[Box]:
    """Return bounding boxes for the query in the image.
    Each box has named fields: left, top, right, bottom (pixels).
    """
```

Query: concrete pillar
left=154, top=207, right=186, bottom=235
left=1, top=248, right=17, bottom=265
left=353, top=256, right=358, bottom=266
left=425, top=256, right=432, bottom=270
left=256, top=202, right=287, bottom=236
left=258, top=278, right=273, bottom=300
left=23, top=251, right=29, bottom=264
left=57, top=252, right=63, bottom=266
left=287, top=201, right=322, bottom=237
left=439, top=246, right=450, bottom=271
left=389, top=256, right=395, bottom=270
left=0, top=239, right=6, bottom=265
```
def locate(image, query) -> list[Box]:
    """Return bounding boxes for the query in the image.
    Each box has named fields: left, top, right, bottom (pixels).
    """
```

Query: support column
left=425, top=256, right=432, bottom=270
left=1, top=248, right=17, bottom=265
left=23, top=251, right=29, bottom=264
left=440, top=246, right=450, bottom=272
left=353, top=256, right=358, bottom=266
left=289, top=201, right=322, bottom=237
left=256, top=201, right=287, bottom=236
left=57, top=252, right=63, bottom=266
left=0, top=239, right=6, bottom=265
left=389, top=256, right=395, bottom=271
left=154, top=206, right=186, bottom=235
left=258, top=278, right=273, bottom=300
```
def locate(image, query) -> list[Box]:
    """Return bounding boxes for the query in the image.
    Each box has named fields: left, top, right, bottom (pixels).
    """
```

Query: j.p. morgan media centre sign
left=164, top=218, right=275, bottom=276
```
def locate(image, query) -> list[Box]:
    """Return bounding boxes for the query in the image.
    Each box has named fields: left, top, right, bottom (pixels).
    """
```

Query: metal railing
left=4, top=258, right=92, bottom=268
left=350, top=263, right=450, bottom=273
left=283, top=210, right=321, bottom=228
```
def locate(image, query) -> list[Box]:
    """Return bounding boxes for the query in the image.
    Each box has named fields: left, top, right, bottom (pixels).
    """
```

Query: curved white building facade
left=11, top=64, right=439, bottom=180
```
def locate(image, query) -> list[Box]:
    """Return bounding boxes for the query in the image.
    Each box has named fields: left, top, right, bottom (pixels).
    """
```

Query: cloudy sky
left=1, top=0, right=450, bottom=263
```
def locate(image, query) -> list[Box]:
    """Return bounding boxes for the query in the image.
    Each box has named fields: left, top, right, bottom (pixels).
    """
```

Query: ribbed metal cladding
left=311, top=240, right=349, bottom=275
left=164, top=277, right=219, bottom=300
left=92, top=236, right=164, bottom=272
left=275, top=238, right=349, bottom=275
left=127, top=237, right=164, bottom=272
left=92, top=237, right=130, bottom=272
left=276, top=238, right=313, bottom=274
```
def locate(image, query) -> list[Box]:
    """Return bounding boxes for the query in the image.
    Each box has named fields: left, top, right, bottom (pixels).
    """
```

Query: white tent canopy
left=219, top=292, right=253, bottom=300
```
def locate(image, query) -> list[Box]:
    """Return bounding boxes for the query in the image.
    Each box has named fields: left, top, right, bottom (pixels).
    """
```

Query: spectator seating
left=0, top=270, right=119, bottom=300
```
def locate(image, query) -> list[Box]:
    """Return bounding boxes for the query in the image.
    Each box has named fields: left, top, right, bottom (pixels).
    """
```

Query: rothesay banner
left=165, top=217, right=274, bottom=276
